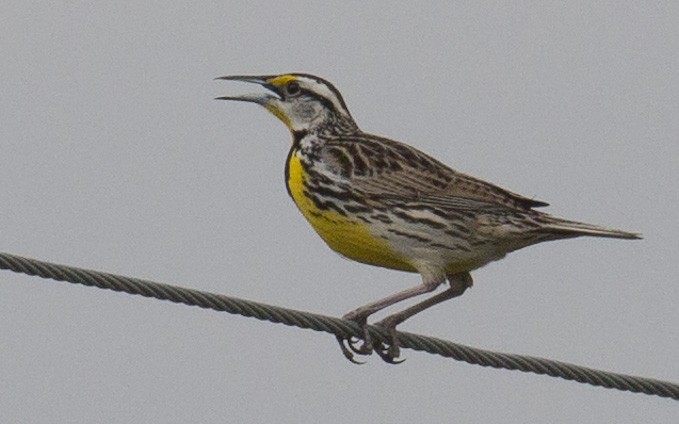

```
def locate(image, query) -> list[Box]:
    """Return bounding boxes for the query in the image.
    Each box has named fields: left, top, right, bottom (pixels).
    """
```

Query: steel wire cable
left=1, top=252, right=677, bottom=400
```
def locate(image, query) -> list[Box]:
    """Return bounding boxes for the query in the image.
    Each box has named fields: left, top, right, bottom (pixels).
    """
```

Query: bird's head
left=216, top=73, right=358, bottom=134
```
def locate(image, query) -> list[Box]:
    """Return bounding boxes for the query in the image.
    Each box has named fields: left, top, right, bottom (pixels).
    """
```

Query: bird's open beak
left=215, top=75, right=281, bottom=104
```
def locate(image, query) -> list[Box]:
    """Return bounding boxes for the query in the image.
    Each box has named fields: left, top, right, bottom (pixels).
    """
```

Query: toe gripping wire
left=1, top=251, right=678, bottom=401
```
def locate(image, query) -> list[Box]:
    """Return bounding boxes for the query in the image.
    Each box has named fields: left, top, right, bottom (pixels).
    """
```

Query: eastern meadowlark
left=216, top=73, right=640, bottom=363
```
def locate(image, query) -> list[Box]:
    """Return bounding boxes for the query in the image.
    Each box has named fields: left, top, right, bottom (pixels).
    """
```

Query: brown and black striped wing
left=319, top=134, right=549, bottom=211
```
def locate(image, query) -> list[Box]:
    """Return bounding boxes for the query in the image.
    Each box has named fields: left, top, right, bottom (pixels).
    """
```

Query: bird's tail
left=536, top=215, right=642, bottom=240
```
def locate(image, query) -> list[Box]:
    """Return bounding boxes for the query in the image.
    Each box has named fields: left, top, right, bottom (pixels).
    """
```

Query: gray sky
left=2, top=2, right=678, bottom=422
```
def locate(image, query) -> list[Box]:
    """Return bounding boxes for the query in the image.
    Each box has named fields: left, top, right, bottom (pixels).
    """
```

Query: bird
left=215, top=73, right=640, bottom=363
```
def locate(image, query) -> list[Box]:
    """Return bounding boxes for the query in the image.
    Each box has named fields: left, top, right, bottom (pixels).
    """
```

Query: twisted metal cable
left=1, top=251, right=677, bottom=400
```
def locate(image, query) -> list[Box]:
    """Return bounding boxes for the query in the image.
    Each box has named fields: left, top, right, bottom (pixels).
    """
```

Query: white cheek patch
left=295, top=103, right=317, bottom=119
left=279, top=102, right=319, bottom=131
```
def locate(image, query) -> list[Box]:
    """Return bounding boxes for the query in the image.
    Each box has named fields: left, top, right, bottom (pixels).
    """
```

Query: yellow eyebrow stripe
left=267, top=74, right=297, bottom=87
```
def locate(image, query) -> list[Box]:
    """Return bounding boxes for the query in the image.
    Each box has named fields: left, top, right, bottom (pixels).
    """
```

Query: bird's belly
left=376, top=220, right=504, bottom=275
left=286, top=154, right=509, bottom=275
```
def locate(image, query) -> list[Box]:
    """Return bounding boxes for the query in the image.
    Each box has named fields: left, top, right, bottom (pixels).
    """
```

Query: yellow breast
left=286, top=152, right=415, bottom=272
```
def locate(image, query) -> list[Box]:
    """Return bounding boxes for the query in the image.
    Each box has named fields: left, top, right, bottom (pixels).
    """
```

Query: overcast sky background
left=2, top=2, right=678, bottom=422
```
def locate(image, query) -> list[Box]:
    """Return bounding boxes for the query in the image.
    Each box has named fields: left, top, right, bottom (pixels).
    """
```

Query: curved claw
left=336, top=335, right=366, bottom=364
left=373, top=324, right=406, bottom=364
left=375, top=344, right=406, bottom=364
left=347, top=337, right=367, bottom=354
left=335, top=314, right=375, bottom=362
left=373, top=337, right=406, bottom=364
left=347, top=331, right=373, bottom=355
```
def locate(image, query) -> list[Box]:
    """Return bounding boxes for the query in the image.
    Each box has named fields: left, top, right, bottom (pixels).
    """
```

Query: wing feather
left=319, top=134, right=548, bottom=211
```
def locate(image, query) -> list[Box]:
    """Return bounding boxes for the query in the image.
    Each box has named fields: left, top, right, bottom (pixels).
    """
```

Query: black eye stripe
left=297, top=88, right=339, bottom=114
left=297, top=75, right=350, bottom=113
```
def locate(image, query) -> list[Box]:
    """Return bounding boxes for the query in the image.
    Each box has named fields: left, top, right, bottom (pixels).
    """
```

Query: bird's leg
left=337, top=277, right=443, bottom=362
left=374, top=272, right=473, bottom=363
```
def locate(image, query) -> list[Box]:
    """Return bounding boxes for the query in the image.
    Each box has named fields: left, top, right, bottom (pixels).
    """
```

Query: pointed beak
left=214, top=75, right=281, bottom=104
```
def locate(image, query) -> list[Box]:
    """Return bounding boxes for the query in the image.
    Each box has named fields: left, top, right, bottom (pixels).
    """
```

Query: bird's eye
left=286, top=81, right=301, bottom=96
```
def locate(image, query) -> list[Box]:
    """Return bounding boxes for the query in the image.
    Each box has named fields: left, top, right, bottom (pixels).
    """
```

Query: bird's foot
left=336, top=312, right=373, bottom=364
left=373, top=318, right=406, bottom=364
